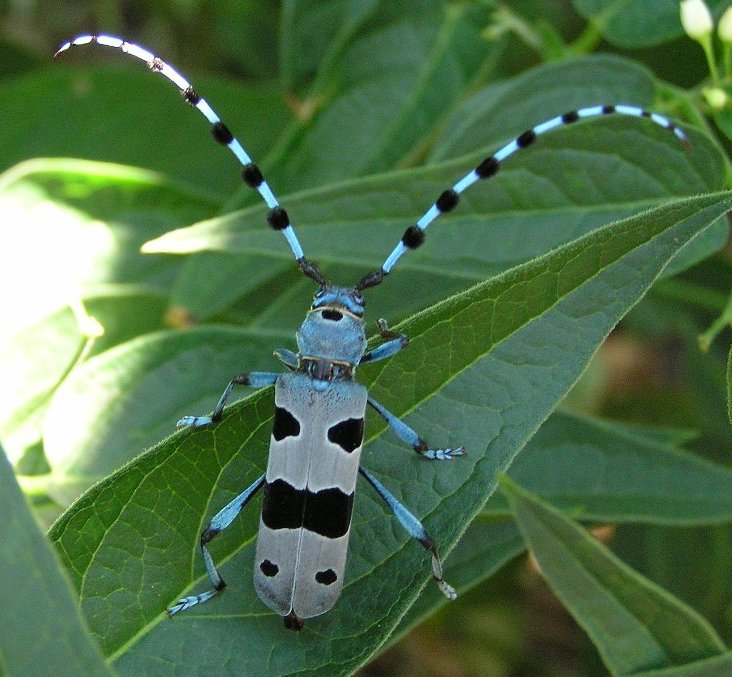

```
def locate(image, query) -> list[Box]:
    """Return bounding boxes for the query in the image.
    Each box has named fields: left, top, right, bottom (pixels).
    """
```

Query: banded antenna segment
left=356, top=104, right=689, bottom=291
left=55, top=34, right=326, bottom=287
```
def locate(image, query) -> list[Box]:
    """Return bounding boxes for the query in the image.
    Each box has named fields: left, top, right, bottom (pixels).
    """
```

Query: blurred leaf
left=632, top=653, right=732, bottom=675
left=0, top=448, right=111, bottom=676
left=614, top=287, right=732, bottom=463
left=42, top=327, right=289, bottom=500
left=711, top=106, right=732, bottom=146
left=0, top=305, right=83, bottom=467
left=727, top=343, right=732, bottom=429
left=211, top=1, right=280, bottom=79
left=1, top=289, right=170, bottom=470
left=485, top=411, right=732, bottom=525
left=170, top=252, right=292, bottom=322
left=0, top=39, right=41, bottom=76
left=47, top=191, right=732, bottom=674
left=271, top=1, right=495, bottom=190
left=0, top=159, right=216, bottom=467
left=571, top=0, right=730, bottom=48
left=0, top=159, right=214, bottom=335
left=501, top=476, right=727, bottom=675
left=280, top=0, right=381, bottom=92
left=83, top=288, right=170, bottom=356
left=613, top=523, right=732, bottom=638
left=2, top=67, right=290, bottom=198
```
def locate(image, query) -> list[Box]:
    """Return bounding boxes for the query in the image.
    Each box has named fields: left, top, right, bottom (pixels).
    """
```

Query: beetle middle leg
left=168, top=474, right=266, bottom=616
left=368, top=396, right=465, bottom=460
left=359, top=319, right=409, bottom=365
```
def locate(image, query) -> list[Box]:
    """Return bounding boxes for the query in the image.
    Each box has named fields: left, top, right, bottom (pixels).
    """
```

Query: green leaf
left=1, top=68, right=290, bottom=199
left=0, top=447, right=111, bottom=676
left=571, top=0, right=731, bottom=48
left=280, top=0, right=381, bottom=92
left=632, top=653, right=732, bottom=676
left=0, top=39, right=41, bottom=76
left=393, top=518, right=525, bottom=641
left=83, top=289, right=170, bottom=357
left=0, top=159, right=215, bottom=337
left=47, top=190, right=732, bottom=674
left=500, top=475, right=727, bottom=676
left=0, top=159, right=215, bottom=467
left=42, top=327, right=287, bottom=499
left=272, top=1, right=495, bottom=190
left=430, top=54, right=660, bottom=160
left=727, top=343, right=732, bottom=429
left=711, top=107, right=732, bottom=147
left=1, top=289, right=170, bottom=471
left=0, top=305, right=83, bottom=468
left=391, top=410, right=732, bottom=639
left=485, top=411, right=732, bottom=525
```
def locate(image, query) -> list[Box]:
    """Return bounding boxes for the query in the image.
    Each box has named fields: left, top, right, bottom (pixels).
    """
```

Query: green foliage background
left=3, top=1, right=732, bottom=675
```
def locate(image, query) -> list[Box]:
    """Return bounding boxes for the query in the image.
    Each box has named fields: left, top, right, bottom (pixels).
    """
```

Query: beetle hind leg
left=167, top=474, right=266, bottom=616
left=359, top=467, right=456, bottom=600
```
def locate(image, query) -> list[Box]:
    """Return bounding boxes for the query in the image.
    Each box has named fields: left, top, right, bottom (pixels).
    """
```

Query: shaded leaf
left=501, top=475, right=727, bottom=676
left=571, top=0, right=730, bottom=48
left=272, top=1, right=495, bottom=190
left=485, top=411, right=732, bottom=525
left=0, top=448, right=111, bottom=676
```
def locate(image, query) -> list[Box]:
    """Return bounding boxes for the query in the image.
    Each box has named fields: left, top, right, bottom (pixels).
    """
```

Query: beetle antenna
left=356, top=104, right=688, bottom=291
left=55, top=34, right=326, bottom=285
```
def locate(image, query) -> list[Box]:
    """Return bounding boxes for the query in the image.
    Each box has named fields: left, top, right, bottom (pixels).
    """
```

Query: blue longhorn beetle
left=56, top=34, right=689, bottom=631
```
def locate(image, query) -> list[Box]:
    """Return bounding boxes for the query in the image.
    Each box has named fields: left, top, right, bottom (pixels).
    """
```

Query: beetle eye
left=321, top=309, right=343, bottom=321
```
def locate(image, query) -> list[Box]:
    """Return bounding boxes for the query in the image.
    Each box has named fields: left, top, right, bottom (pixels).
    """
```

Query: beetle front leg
left=177, top=371, right=280, bottom=427
left=360, top=318, right=409, bottom=365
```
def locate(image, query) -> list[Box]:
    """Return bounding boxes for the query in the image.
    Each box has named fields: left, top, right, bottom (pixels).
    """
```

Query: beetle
left=55, top=34, right=688, bottom=631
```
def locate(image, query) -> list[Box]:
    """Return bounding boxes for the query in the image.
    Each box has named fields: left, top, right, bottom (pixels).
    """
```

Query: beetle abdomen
left=254, top=373, right=367, bottom=619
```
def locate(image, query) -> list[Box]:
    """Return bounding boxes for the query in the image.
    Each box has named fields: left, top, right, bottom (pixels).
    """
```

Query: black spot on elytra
left=273, top=406, right=300, bottom=441
left=315, top=569, right=337, bottom=585
left=327, top=418, right=364, bottom=453
left=260, top=559, right=279, bottom=577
